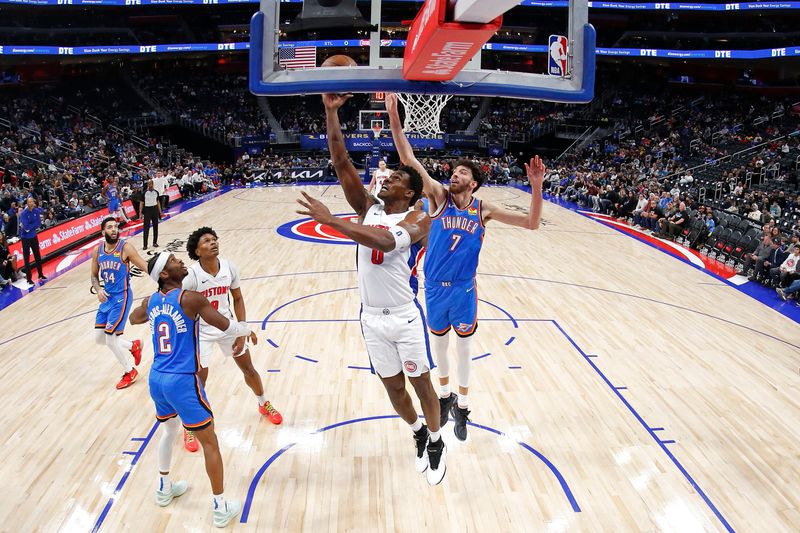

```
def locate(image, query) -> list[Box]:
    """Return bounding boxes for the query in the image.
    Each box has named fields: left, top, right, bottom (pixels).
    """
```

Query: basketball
left=321, top=54, right=357, bottom=67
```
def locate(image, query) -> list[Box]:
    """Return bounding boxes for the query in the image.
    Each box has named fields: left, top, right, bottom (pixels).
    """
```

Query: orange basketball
left=321, top=55, right=358, bottom=67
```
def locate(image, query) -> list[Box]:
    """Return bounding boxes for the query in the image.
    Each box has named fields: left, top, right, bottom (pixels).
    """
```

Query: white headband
left=149, top=252, right=170, bottom=283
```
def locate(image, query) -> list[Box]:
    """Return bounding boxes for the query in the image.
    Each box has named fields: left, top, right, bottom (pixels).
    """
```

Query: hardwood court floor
left=0, top=185, right=798, bottom=532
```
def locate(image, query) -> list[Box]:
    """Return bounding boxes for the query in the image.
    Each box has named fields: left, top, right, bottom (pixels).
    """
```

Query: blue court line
left=508, top=365, right=522, bottom=369
left=586, top=354, right=598, bottom=358
left=92, top=421, right=160, bottom=533
left=267, top=339, right=279, bottom=348
left=121, top=451, right=137, bottom=456
left=472, top=353, right=491, bottom=361
left=267, top=369, right=281, bottom=373
left=614, top=386, right=628, bottom=391
left=505, top=336, right=516, bottom=345
left=549, top=319, right=734, bottom=532
left=240, top=414, right=580, bottom=523
left=479, top=272, right=800, bottom=352
left=651, top=427, right=665, bottom=432
left=261, top=287, right=357, bottom=329
left=661, top=440, right=677, bottom=445
left=478, top=298, right=519, bottom=328
left=294, top=355, right=318, bottom=363
left=347, top=365, right=372, bottom=371
left=130, top=437, right=146, bottom=441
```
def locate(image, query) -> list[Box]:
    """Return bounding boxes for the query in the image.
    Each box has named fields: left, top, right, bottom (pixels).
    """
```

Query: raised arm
left=385, top=93, right=446, bottom=210
left=322, top=93, right=374, bottom=218
left=297, top=192, right=430, bottom=252
left=482, top=156, right=545, bottom=230
left=122, top=241, right=149, bottom=274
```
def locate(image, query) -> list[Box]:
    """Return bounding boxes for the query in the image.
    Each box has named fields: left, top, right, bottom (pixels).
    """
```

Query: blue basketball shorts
left=94, top=289, right=132, bottom=335
left=424, top=279, right=478, bottom=337
left=107, top=199, right=120, bottom=213
left=149, top=370, right=213, bottom=430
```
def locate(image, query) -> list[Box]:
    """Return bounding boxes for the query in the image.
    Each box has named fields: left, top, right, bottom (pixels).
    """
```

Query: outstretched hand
left=322, top=93, right=353, bottom=111
left=385, top=93, right=398, bottom=114
left=524, top=156, right=546, bottom=189
left=296, top=191, right=334, bottom=225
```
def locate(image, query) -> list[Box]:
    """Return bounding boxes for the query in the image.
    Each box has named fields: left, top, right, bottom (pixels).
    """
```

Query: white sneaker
left=213, top=499, right=242, bottom=528
left=425, top=439, right=447, bottom=486
left=155, top=480, right=188, bottom=507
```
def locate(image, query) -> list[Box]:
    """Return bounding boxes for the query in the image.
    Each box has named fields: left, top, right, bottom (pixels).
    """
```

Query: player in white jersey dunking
left=368, top=159, right=392, bottom=196
left=295, top=93, right=445, bottom=485
left=180, top=227, right=283, bottom=453
left=387, top=93, right=545, bottom=442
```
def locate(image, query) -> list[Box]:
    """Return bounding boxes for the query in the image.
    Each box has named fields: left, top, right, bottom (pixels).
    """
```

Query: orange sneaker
left=259, top=401, right=283, bottom=425
left=115, top=368, right=138, bottom=390
left=130, top=339, right=142, bottom=366
left=183, top=430, right=199, bottom=453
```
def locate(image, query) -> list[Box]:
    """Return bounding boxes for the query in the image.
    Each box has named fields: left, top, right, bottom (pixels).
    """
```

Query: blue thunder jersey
left=425, top=193, right=485, bottom=283
left=97, top=240, right=130, bottom=294
left=106, top=184, right=118, bottom=202
left=148, top=289, right=200, bottom=374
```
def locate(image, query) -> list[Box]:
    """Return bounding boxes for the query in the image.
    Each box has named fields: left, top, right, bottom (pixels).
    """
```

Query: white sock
left=158, top=475, right=172, bottom=493
left=118, top=338, right=133, bottom=351
left=106, top=335, right=133, bottom=373
left=158, top=418, right=179, bottom=474
left=429, top=430, right=441, bottom=442
left=439, top=383, right=451, bottom=398
left=257, top=395, right=267, bottom=405
left=455, top=334, right=472, bottom=390
left=409, top=418, right=423, bottom=432
left=458, top=393, right=470, bottom=409
left=213, top=493, right=227, bottom=512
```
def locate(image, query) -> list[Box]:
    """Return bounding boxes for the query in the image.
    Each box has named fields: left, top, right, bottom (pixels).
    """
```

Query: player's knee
left=408, top=375, right=435, bottom=399
left=94, top=330, right=106, bottom=345
left=104, top=333, right=117, bottom=347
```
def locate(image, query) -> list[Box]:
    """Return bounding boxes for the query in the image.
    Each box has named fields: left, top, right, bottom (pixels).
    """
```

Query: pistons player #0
left=90, top=217, right=149, bottom=389
left=387, top=93, right=546, bottom=442
left=129, top=252, right=255, bottom=528
left=295, top=92, right=446, bottom=485
left=180, top=227, right=282, bottom=453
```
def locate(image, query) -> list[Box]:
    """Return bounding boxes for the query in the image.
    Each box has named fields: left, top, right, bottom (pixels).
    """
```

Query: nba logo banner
left=548, top=35, right=568, bottom=77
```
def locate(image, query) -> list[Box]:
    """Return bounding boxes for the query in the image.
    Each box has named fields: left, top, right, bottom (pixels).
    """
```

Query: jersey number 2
left=157, top=323, right=172, bottom=354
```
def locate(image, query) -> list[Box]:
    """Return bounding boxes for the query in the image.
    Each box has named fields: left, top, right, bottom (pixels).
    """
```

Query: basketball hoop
left=396, top=93, right=452, bottom=138
left=371, top=121, right=383, bottom=138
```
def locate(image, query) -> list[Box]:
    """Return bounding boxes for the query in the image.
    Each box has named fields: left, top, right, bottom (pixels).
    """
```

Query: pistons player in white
left=296, top=93, right=445, bottom=485
left=181, top=227, right=282, bottom=452
left=368, top=159, right=392, bottom=197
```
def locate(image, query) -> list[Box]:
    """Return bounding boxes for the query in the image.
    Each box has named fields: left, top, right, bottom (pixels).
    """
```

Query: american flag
left=279, top=46, right=317, bottom=69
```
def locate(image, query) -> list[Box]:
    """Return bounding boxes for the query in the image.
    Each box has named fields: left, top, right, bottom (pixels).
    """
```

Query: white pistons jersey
left=373, top=168, right=392, bottom=191
left=357, top=203, right=424, bottom=309
left=182, top=257, right=241, bottom=333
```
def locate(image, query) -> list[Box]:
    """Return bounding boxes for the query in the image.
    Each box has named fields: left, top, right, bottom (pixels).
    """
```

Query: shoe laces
left=262, top=401, right=277, bottom=415
left=185, top=431, right=196, bottom=444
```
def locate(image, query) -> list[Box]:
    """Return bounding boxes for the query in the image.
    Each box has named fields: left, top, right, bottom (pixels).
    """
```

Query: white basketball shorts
left=198, top=328, right=249, bottom=369
left=360, top=300, right=433, bottom=378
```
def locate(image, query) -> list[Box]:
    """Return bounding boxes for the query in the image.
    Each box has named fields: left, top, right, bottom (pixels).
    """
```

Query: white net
left=396, top=93, right=453, bottom=138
